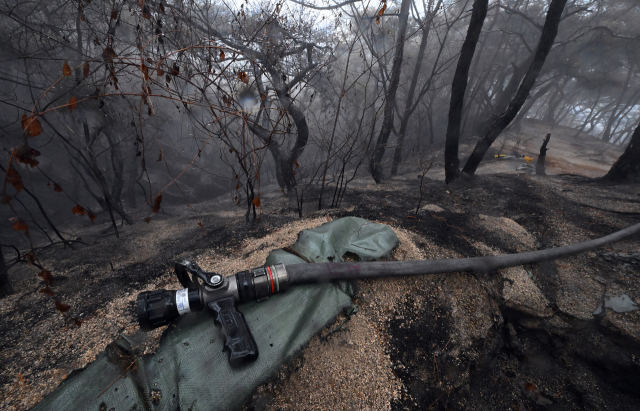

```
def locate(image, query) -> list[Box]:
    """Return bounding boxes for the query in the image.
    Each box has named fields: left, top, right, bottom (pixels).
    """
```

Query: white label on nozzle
left=176, top=288, right=191, bottom=315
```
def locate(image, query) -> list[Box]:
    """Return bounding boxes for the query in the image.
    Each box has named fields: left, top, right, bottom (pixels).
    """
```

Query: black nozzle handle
left=209, top=296, right=258, bottom=366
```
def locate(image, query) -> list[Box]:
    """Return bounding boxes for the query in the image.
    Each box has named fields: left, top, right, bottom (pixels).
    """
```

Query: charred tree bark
left=476, top=54, right=535, bottom=137
left=604, top=120, right=640, bottom=181
left=444, top=0, right=489, bottom=184
left=268, top=67, right=310, bottom=192
left=369, top=0, right=411, bottom=183
left=0, top=246, right=11, bottom=298
left=602, top=60, right=635, bottom=143
left=390, top=0, right=442, bottom=177
left=251, top=66, right=310, bottom=194
left=536, top=132, right=551, bottom=175
left=509, top=82, right=554, bottom=132
left=461, top=0, right=568, bottom=177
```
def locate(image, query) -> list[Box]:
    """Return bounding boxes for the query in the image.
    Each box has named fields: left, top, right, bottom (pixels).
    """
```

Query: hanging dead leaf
left=152, top=195, right=162, bottom=213
left=68, top=96, right=78, bottom=112
left=260, top=93, right=266, bottom=100
left=1, top=194, right=11, bottom=204
left=21, top=115, right=43, bottom=137
left=80, top=14, right=86, bottom=21
left=73, top=318, right=83, bottom=327
left=102, top=46, right=116, bottom=62
left=160, top=2, right=165, bottom=14
left=88, top=211, right=97, bottom=223
left=171, top=63, right=180, bottom=76
left=13, top=145, right=40, bottom=167
left=141, top=64, right=149, bottom=80
left=235, top=183, right=240, bottom=190
left=166, top=74, right=171, bottom=83
left=25, top=252, right=35, bottom=265
left=294, top=160, right=300, bottom=168
left=54, top=299, right=71, bottom=313
left=111, top=10, right=118, bottom=19
left=38, top=270, right=53, bottom=286
left=157, top=68, right=164, bottom=76
left=376, top=16, right=380, bottom=25
left=145, top=217, right=151, bottom=223
left=220, top=50, right=225, bottom=60
left=378, top=4, right=386, bottom=16
left=53, top=183, right=63, bottom=192
left=137, top=0, right=144, bottom=8
left=252, top=197, right=261, bottom=207
left=72, top=204, right=86, bottom=216
left=156, top=152, right=162, bottom=162
left=6, top=166, right=23, bottom=192
left=39, top=287, right=55, bottom=296
left=63, top=61, right=72, bottom=77
left=238, top=70, right=249, bottom=84
left=13, top=219, right=28, bottom=232
left=197, top=222, right=202, bottom=228
left=83, top=62, right=90, bottom=77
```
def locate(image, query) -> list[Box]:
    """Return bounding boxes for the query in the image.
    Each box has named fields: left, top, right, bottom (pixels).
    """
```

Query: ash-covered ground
left=1, top=127, right=639, bottom=411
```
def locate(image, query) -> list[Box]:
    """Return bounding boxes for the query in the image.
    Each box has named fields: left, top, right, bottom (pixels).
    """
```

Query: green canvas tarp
left=32, top=217, right=398, bottom=411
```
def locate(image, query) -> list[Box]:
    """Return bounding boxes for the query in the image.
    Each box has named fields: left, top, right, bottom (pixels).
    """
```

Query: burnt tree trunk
left=476, top=54, right=535, bottom=137
left=444, top=0, right=489, bottom=184
left=602, top=60, right=635, bottom=143
left=461, top=0, right=568, bottom=177
left=390, top=0, right=442, bottom=177
left=369, top=0, right=411, bottom=184
left=604, top=120, right=640, bottom=181
left=536, top=132, right=551, bottom=175
left=0, top=246, right=11, bottom=297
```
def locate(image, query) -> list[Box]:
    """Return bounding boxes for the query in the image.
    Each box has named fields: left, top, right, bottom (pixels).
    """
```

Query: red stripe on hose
left=266, top=266, right=275, bottom=293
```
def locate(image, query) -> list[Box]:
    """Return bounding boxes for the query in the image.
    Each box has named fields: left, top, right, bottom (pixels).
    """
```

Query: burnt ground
left=1, top=166, right=640, bottom=410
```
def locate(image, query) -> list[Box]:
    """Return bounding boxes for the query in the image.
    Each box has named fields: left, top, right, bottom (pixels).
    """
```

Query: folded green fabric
left=32, top=217, right=398, bottom=411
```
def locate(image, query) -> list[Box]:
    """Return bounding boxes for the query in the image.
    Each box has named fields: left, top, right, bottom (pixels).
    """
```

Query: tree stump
left=536, top=132, right=551, bottom=175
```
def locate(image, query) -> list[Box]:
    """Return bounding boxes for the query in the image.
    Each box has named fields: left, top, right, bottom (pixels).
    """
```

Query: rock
left=477, top=215, right=536, bottom=251
left=554, top=262, right=604, bottom=320
left=502, top=266, right=553, bottom=318
left=418, top=204, right=445, bottom=213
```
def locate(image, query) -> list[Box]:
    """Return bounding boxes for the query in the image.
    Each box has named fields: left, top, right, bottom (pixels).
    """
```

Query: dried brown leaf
left=72, top=204, right=86, bottom=216
left=68, top=96, right=78, bottom=112
left=38, top=270, right=53, bottom=286
left=13, top=219, right=28, bottom=231
left=21, top=115, right=43, bottom=137
left=39, top=287, right=55, bottom=296
left=152, top=195, right=162, bottom=213
left=63, top=61, right=72, bottom=77
left=54, top=299, right=71, bottom=313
